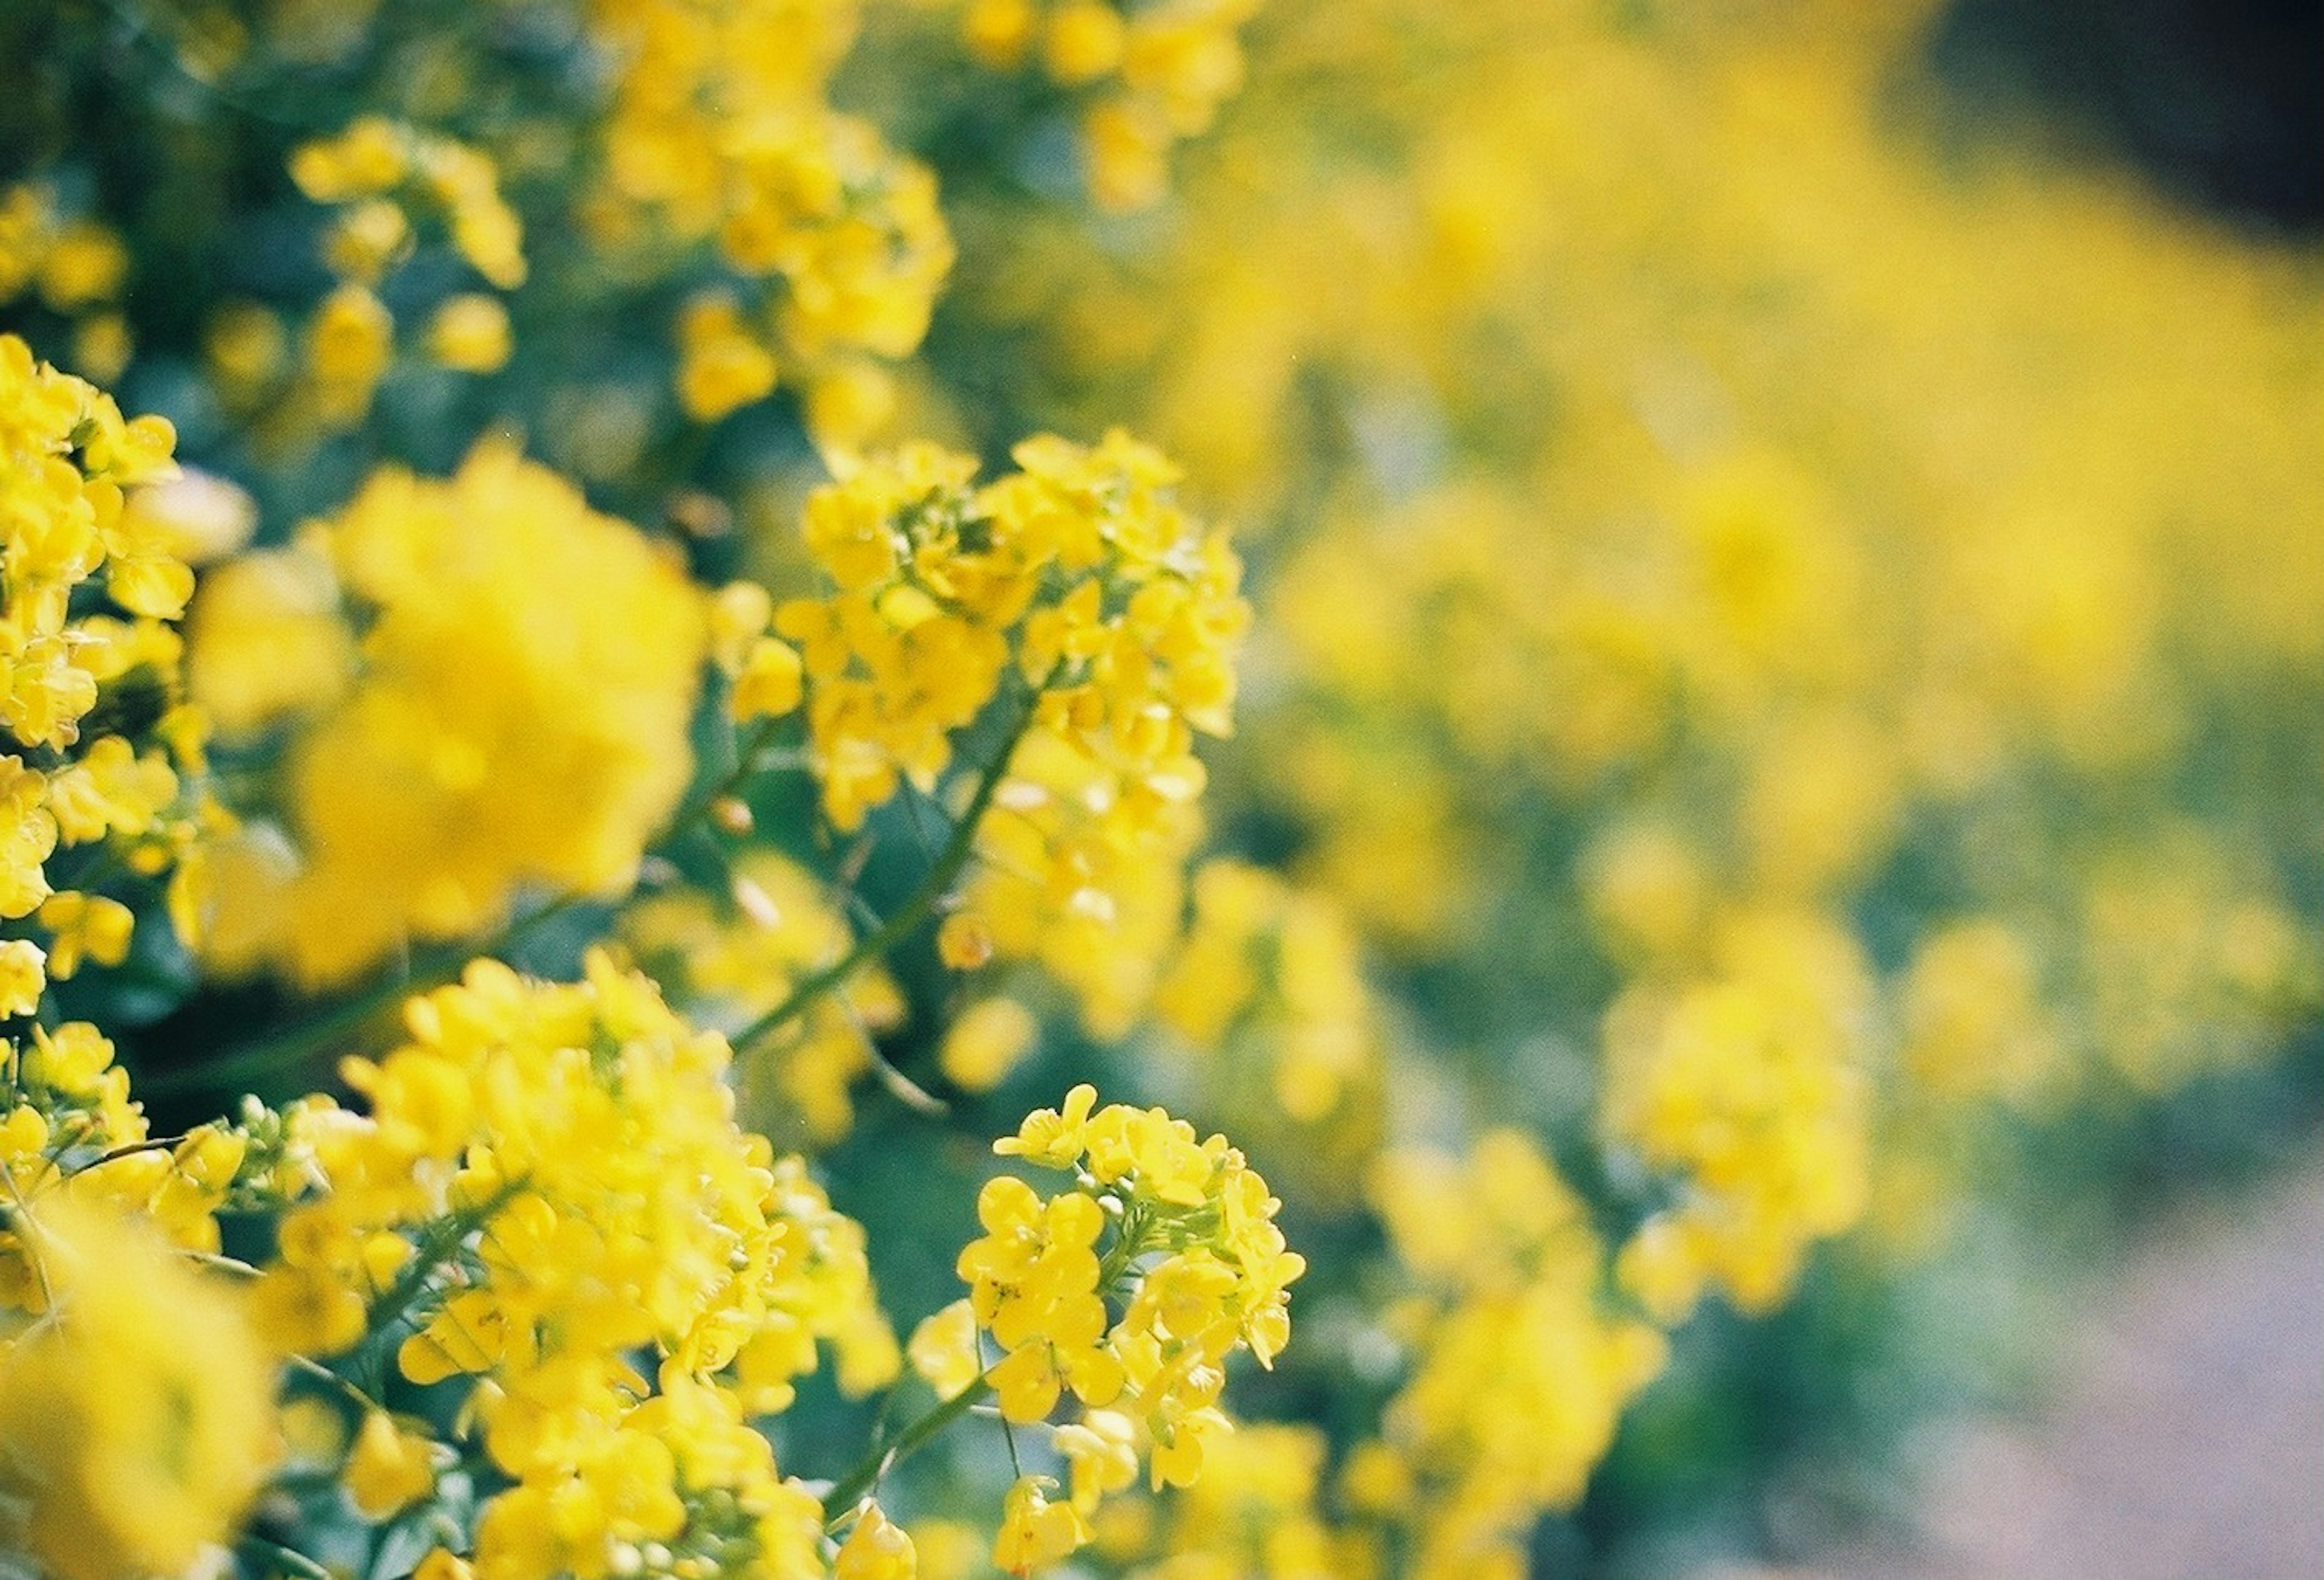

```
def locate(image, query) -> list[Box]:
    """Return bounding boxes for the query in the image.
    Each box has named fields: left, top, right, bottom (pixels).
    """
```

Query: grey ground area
left=1770, top=1162, right=2324, bottom=1580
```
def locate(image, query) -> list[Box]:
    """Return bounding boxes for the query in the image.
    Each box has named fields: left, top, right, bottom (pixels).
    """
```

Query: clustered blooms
left=255, top=952, right=897, bottom=1580
left=947, top=0, right=1264, bottom=210
left=284, top=117, right=526, bottom=424
left=0, top=340, right=280, bottom=1570
left=0, top=1197, right=275, bottom=1580
left=0, top=335, right=211, bottom=1015
left=1, top=962, right=286, bottom=1580
left=1601, top=910, right=1873, bottom=1322
left=718, top=433, right=1245, bottom=846
left=921, top=1083, right=1305, bottom=1573
left=0, top=1023, right=251, bottom=1307
left=1153, top=857, right=1376, bottom=1123
left=0, top=188, right=135, bottom=382
left=586, top=0, right=954, bottom=445
left=704, top=432, right=1252, bottom=1043
left=1353, top=1131, right=1668, bottom=1580
left=2, top=0, right=2317, bottom=1576
left=191, top=441, right=706, bottom=986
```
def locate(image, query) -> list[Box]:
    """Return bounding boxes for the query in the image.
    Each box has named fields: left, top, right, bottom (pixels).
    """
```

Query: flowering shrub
left=1, top=0, right=2318, bottom=1577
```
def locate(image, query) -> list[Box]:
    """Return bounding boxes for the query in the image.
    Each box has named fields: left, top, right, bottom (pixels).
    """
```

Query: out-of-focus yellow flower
left=907, top=1297, right=984, bottom=1399
left=304, top=282, right=394, bottom=426
left=939, top=994, right=1037, bottom=1090
left=343, top=1409, right=438, bottom=1519
left=187, top=539, right=355, bottom=738
left=0, top=1198, right=275, bottom=1580
left=195, top=442, right=704, bottom=986
left=676, top=292, right=779, bottom=421
left=424, top=292, right=513, bottom=372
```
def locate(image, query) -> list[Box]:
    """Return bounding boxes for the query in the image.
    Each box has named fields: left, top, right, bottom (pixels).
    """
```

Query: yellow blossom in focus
left=838, top=1503, right=919, bottom=1580
left=0, top=943, right=39, bottom=1019
left=994, top=1475, right=1089, bottom=1575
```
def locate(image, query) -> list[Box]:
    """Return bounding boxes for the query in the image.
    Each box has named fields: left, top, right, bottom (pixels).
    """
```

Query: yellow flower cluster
left=736, top=433, right=1246, bottom=867
left=951, top=0, right=1264, bottom=210
left=291, top=116, right=527, bottom=290
left=905, top=434, right=1245, bottom=1034
left=284, top=117, right=526, bottom=421
left=587, top=0, right=861, bottom=241
left=586, top=0, right=952, bottom=441
left=191, top=441, right=706, bottom=986
left=1601, top=911, right=1874, bottom=1322
left=620, top=850, right=907, bottom=1144
left=1114, top=1420, right=1371, bottom=1579
left=255, top=952, right=897, bottom=1580
left=0, top=334, right=210, bottom=1011
left=1357, top=1130, right=1667, bottom=1580
left=0, top=1197, right=275, bottom=1580
left=1153, top=858, right=1376, bottom=1123
left=928, top=1083, right=1302, bottom=1572
left=0, top=186, right=134, bottom=381
left=1897, top=917, right=2061, bottom=1109
left=992, top=2, right=2321, bottom=1310
left=0, top=1024, right=250, bottom=1309
left=971, top=726, right=1200, bottom=1038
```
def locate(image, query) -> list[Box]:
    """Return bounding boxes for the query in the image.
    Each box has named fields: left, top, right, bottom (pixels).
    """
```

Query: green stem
left=235, top=1535, right=334, bottom=1580
left=360, top=1178, right=529, bottom=1350
left=730, top=690, right=1041, bottom=1055
left=285, top=1351, right=381, bottom=1415
left=822, top=1372, right=994, bottom=1522
left=1097, top=1202, right=1152, bottom=1293
left=660, top=714, right=790, bottom=847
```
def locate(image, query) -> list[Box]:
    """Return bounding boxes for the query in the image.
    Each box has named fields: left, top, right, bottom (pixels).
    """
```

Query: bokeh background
left=3, top=0, right=2319, bottom=1575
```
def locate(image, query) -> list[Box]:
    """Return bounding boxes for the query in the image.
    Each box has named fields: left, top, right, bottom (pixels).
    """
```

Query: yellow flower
left=993, top=1475, right=1088, bottom=1575
left=36, top=890, right=134, bottom=979
left=730, top=636, right=806, bottom=722
left=1052, top=1408, right=1138, bottom=1512
left=344, top=1409, right=438, bottom=1519
left=34, top=221, right=129, bottom=311
left=1045, top=4, right=1127, bottom=84
left=994, top=1082, right=1099, bottom=1169
left=675, top=293, right=778, bottom=421
left=0, top=939, right=44, bottom=1017
left=195, top=442, right=704, bottom=986
left=425, top=293, right=513, bottom=373
left=837, top=1503, right=919, bottom=1580
left=939, top=995, right=1037, bottom=1091
left=290, top=116, right=410, bottom=201
left=304, top=283, right=394, bottom=425
left=0, top=1197, right=276, bottom=1580
left=412, top=1552, right=475, bottom=1580
left=907, top=1297, right=985, bottom=1401
left=186, top=540, right=355, bottom=739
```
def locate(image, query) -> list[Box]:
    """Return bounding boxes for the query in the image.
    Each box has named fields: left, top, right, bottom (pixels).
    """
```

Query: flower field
left=0, top=1, right=2317, bottom=1577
